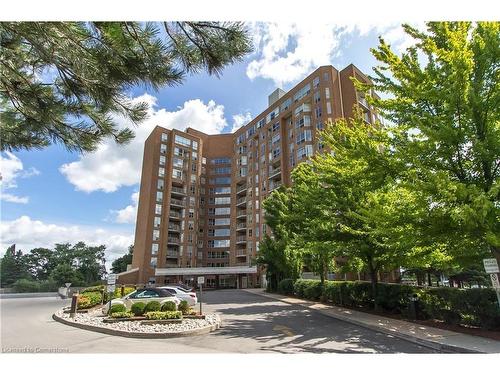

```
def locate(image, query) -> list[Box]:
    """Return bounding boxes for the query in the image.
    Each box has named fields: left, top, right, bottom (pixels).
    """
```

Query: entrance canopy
left=155, top=266, right=257, bottom=276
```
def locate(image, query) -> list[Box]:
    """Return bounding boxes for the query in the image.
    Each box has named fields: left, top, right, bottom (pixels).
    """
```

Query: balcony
left=269, top=181, right=282, bottom=192
left=235, top=250, right=247, bottom=257
left=167, top=237, right=180, bottom=245
left=294, top=102, right=311, bottom=116
left=236, top=235, right=246, bottom=244
left=170, top=198, right=185, bottom=207
left=170, top=186, right=186, bottom=196
left=166, top=251, right=179, bottom=258
left=236, top=196, right=247, bottom=207
left=236, top=223, right=247, bottom=231
left=168, top=223, right=181, bottom=232
left=169, top=210, right=183, bottom=220
left=268, top=167, right=281, bottom=179
left=236, top=184, right=247, bottom=195
left=358, top=96, right=369, bottom=109
left=236, top=210, right=247, bottom=219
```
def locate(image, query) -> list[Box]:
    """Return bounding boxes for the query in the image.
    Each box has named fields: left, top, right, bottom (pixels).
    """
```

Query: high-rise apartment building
left=117, top=64, right=380, bottom=288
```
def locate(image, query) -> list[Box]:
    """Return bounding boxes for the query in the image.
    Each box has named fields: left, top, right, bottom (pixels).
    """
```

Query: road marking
left=273, top=325, right=295, bottom=337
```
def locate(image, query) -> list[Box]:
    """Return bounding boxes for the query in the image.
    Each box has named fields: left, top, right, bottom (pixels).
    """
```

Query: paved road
left=0, top=289, right=437, bottom=353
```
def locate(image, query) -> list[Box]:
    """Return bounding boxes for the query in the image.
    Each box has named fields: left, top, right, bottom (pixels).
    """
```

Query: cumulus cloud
left=1, top=151, right=40, bottom=204
left=59, top=94, right=227, bottom=193
left=246, top=22, right=423, bottom=87
left=0, top=216, right=134, bottom=268
left=231, top=111, right=253, bottom=133
left=111, top=192, right=139, bottom=224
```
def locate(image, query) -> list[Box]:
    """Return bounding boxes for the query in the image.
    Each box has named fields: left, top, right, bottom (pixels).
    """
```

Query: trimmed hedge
left=144, top=301, right=162, bottom=313
left=110, top=311, right=133, bottom=319
left=77, top=291, right=102, bottom=309
left=144, top=311, right=182, bottom=320
left=282, top=279, right=500, bottom=329
left=109, top=303, right=127, bottom=315
left=131, top=302, right=146, bottom=316
left=11, top=279, right=58, bottom=293
left=161, top=301, right=177, bottom=312
left=178, top=300, right=189, bottom=314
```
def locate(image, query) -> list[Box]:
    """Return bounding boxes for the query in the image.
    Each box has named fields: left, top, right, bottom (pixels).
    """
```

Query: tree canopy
left=0, top=22, right=252, bottom=152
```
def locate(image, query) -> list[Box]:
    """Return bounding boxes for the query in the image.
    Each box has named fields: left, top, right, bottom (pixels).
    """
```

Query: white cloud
left=0, top=216, right=134, bottom=268
left=246, top=22, right=423, bottom=87
left=1, top=151, right=40, bottom=204
left=111, top=192, right=139, bottom=224
left=59, top=94, right=227, bottom=193
left=2, top=193, right=29, bottom=204
left=231, top=112, right=253, bottom=133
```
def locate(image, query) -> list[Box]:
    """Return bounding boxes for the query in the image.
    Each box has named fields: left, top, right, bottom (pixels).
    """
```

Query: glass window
left=211, top=157, right=231, bottom=165
left=314, top=91, right=321, bottom=103
left=161, top=133, right=168, bottom=142
left=315, top=106, right=322, bottom=118
left=157, top=179, right=164, bottom=190
left=239, top=167, right=247, bottom=177
left=154, top=216, right=161, bottom=228
left=159, top=155, right=166, bottom=166
left=172, top=169, right=183, bottom=179
left=192, top=141, right=198, bottom=150
left=175, top=134, right=191, bottom=147
left=173, top=157, right=183, bottom=168
left=156, top=191, right=163, bottom=202
left=325, top=87, right=331, bottom=99
left=214, top=167, right=231, bottom=174
left=214, top=218, right=230, bottom=226
left=150, top=257, right=157, bottom=268
left=160, top=144, right=167, bottom=154
left=296, top=130, right=312, bottom=145
left=151, top=243, right=158, bottom=255
left=158, top=167, right=165, bottom=177
left=313, top=76, right=320, bottom=88
left=280, top=97, right=292, bottom=112
left=214, top=186, right=231, bottom=194
left=215, top=197, right=231, bottom=205
left=293, top=83, right=311, bottom=102
left=215, top=177, right=231, bottom=185
left=297, top=145, right=314, bottom=159
left=152, top=229, right=160, bottom=241
left=155, top=204, right=162, bottom=215
left=326, top=101, right=332, bottom=115
left=215, top=207, right=230, bottom=215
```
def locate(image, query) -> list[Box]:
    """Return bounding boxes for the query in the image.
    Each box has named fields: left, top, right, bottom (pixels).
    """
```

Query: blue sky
left=0, top=21, right=419, bottom=265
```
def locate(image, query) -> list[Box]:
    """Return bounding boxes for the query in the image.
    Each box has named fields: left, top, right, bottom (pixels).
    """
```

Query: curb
left=52, top=313, right=220, bottom=339
left=244, top=289, right=485, bottom=353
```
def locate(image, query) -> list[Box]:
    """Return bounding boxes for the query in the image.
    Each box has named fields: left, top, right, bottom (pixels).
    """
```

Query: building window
left=325, top=87, right=331, bottom=99
left=211, top=157, right=231, bottom=165
left=315, top=106, right=322, bottom=118
left=155, top=204, right=162, bottom=215
left=297, top=145, right=314, bottom=159
left=157, top=179, right=164, bottom=190
left=215, top=197, right=231, bottom=205
left=172, top=169, right=183, bottom=179
left=192, top=141, right=198, bottom=150
left=208, top=239, right=230, bottom=248
left=153, top=216, right=161, bottom=228
left=151, top=243, right=158, bottom=255
left=314, top=91, right=321, bottom=103
left=173, top=157, right=183, bottom=168
left=293, top=83, right=311, bottom=102
left=272, top=133, right=280, bottom=145
left=159, top=155, right=166, bottom=166
left=158, top=167, right=165, bottom=177
left=152, top=229, right=160, bottom=241
left=316, top=121, right=324, bottom=131
left=175, top=134, right=191, bottom=147
left=214, top=167, right=231, bottom=174
left=160, top=144, right=167, bottom=154
left=150, top=257, right=157, bottom=268
left=272, top=148, right=281, bottom=159
left=280, top=97, right=292, bottom=112
left=161, top=133, right=168, bottom=142
left=239, top=167, right=247, bottom=177
left=156, top=191, right=163, bottom=202
left=313, top=76, right=320, bottom=88
left=215, top=207, right=230, bottom=215
left=296, top=130, right=312, bottom=145
left=326, top=101, right=332, bottom=115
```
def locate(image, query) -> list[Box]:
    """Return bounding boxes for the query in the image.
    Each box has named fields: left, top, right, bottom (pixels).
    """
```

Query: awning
left=155, top=266, right=257, bottom=276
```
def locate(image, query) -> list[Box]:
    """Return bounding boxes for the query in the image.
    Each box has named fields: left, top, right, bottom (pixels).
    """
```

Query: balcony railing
left=166, top=251, right=179, bottom=258
left=358, top=96, right=369, bottom=109
left=269, top=181, right=282, bottom=191
left=236, top=210, right=247, bottom=218
left=168, top=224, right=181, bottom=232
left=236, top=197, right=246, bottom=206
left=171, top=186, right=186, bottom=195
left=236, top=223, right=247, bottom=231
left=169, top=210, right=182, bottom=219
left=268, top=167, right=281, bottom=178
left=236, top=184, right=247, bottom=194
left=235, top=250, right=247, bottom=257
left=236, top=235, right=246, bottom=243
left=167, top=237, right=180, bottom=244
left=170, top=198, right=185, bottom=207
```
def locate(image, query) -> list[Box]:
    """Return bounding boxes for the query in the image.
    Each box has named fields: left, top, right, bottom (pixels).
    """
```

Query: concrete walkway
left=244, top=288, right=500, bottom=354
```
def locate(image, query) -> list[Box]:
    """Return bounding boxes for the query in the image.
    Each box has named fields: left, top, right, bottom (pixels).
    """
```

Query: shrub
left=82, top=285, right=105, bottom=293
left=108, top=303, right=127, bottom=315
left=114, top=286, right=135, bottom=298
left=178, top=300, right=189, bottom=314
left=110, top=311, right=133, bottom=319
left=12, top=279, right=40, bottom=293
left=144, top=300, right=162, bottom=313
left=161, top=301, right=177, bottom=312
left=277, top=279, right=295, bottom=295
left=131, top=302, right=146, bottom=316
left=144, top=311, right=182, bottom=320
left=78, top=291, right=102, bottom=309
left=77, top=295, right=91, bottom=309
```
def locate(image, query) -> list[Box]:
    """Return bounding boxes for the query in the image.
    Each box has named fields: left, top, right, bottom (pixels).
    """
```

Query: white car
left=159, top=286, right=198, bottom=306
left=102, top=287, right=180, bottom=314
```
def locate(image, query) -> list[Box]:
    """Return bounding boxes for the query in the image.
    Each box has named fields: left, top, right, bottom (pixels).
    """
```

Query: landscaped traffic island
left=53, top=307, right=221, bottom=338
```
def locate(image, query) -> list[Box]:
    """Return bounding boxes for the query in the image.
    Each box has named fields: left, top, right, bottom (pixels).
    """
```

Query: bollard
left=408, top=294, right=418, bottom=321
left=121, top=285, right=125, bottom=297
left=70, top=294, right=78, bottom=318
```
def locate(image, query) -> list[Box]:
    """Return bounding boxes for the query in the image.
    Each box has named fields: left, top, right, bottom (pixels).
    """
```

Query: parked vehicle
left=166, top=283, right=194, bottom=292
left=102, top=288, right=180, bottom=314
left=159, top=286, right=198, bottom=306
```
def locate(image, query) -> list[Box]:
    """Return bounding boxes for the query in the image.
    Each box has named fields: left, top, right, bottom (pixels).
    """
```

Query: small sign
left=107, top=274, right=117, bottom=285
left=107, top=284, right=116, bottom=293
left=65, top=283, right=72, bottom=288
left=197, top=276, right=205, bottom=285
left=491, top=273, right=500, bottom=289
left=483, top=258, right=499, bottom=274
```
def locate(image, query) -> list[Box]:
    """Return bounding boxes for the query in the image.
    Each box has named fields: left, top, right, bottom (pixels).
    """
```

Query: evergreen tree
left=0, top=244, right=30, bottom=287
left=0, top=22, right=252, bottom=152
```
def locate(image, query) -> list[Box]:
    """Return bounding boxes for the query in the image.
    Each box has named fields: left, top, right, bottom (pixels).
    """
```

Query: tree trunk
left=427, top=272, right=432, bottom=287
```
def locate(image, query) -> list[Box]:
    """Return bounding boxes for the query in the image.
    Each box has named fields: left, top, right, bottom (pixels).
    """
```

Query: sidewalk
left=244, top=288, right=500, bottom=353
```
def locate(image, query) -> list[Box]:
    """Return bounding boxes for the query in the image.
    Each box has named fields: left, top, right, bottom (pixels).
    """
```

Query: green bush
left=114, top=286, right=135, bottom=298
left=144, top=311, right=182, bottom=320
left=77, top=291, right=102, bottom=309
left=161, top=301, right=177, bottom=312
left=110, top=311, right=133, bottom=319
left=277, top=279, right=295, bottom=295
left=131, top=302, right=146, bottom=316
left=82, top=285, right=105, bottom=293
left=283, top=279, right=500, bottom=329
left=178, top=300, right=189, bottom=314
left=108, top=303, right=127, bottom=315
left=144, top=300, right=161, bottom=313
left=12, top=279, right=40, bottom=293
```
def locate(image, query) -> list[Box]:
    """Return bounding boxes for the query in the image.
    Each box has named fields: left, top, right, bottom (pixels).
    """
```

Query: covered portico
left=155, top=266, right=258, bottom=289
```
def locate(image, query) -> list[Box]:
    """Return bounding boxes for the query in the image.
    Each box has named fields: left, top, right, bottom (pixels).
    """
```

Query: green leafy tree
left=49, top=263, right=84, bottom=287
left=0, top=22, right=252, bottom=152
left=111, top=245, right=134, bottom=274
left=361, top=21, right=499, bottom=265
left=0, top=244, right=30, bottom=287
left=24, top=247, right=54, bottom=280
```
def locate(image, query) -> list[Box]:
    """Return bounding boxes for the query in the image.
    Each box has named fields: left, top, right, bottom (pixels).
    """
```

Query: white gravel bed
left=54, top=308, right=220, bottom=334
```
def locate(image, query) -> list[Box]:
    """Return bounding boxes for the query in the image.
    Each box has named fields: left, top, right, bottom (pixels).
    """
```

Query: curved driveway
left=1, top=289, right=437, bottom=353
